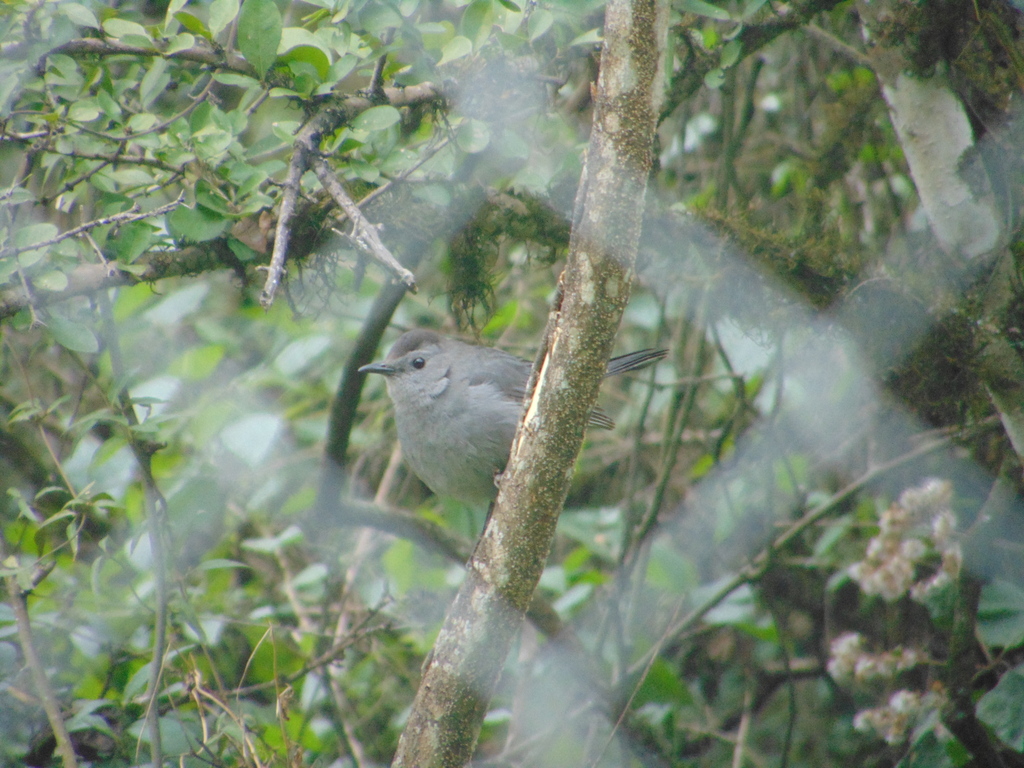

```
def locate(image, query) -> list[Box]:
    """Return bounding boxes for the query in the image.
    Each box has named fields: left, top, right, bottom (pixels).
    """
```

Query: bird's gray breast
left=395, top=378, right=522, bottom=504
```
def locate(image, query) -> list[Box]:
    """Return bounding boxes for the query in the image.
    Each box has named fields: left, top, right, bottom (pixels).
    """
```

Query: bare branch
left=258, top=83, right=443, bottom=308
left=259, top=143, right=307, bottom=309
left=0, top=534, right=78, bottom=768
left=0, top=243, right=221, bottom=320
left=1, top=195, right=184, bottom=260
left=53, top=37, right=254, bottom=75
left=391, top=1, right=668, bottom=765
left=312, top=156, right=417, bottom=292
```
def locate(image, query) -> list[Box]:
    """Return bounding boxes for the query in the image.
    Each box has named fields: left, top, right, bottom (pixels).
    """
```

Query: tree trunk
left=389, top=1, right=668, bottom=766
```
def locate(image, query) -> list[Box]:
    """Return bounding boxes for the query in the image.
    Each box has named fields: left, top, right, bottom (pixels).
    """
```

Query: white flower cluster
left=848, top=479, right=962, bottom=602
left=831, top=479, right=962, bottom=747
left=853, top=689, right=948, bottom=744
left=827, top=632, right=927, bottom=683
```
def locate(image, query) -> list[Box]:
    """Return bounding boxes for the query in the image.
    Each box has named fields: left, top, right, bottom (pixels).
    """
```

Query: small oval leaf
left=438, top=35, right=472, bottom=66
left=350, top=105, right=401, bottom=132
left=49, top=316, right=99, bottom=354
left=237, top=0, right=282, bottom=78
left=527, top=9, right=553, bottom=41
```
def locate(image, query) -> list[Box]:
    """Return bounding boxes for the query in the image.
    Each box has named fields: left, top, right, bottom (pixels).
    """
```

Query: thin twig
left=70, top=78, right=216, bottom=145
left=805, top=24, right=873, bottom=69
left=367, top=35, right=390, bottom=102
left=2, top=331, right=76, bottom=491
left=0, top=195, right=184, bottom=259
left=731, top=682, right=753, bottom=768
left=355, top=136, right=450, bottom=212
left=259, top=143, right=307, bottom=308
left=45, top=150, right=181, bottom=173
left=54, top=37, right=254, bottom=75
left=313, top=156, right=417, bottom=291
left=0, top=129, right=50, bottom=141
left=0, top=533, right=78, bottom=768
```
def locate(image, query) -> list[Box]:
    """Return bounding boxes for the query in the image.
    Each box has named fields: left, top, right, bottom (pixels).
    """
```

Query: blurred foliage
left=1, top=0, right=1024, bottom=767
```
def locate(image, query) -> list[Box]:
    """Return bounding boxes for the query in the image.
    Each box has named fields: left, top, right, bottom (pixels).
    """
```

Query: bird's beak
left=358, top=361, right=396, bottom=376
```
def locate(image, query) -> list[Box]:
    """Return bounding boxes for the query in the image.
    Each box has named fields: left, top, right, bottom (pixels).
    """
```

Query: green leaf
left=197, top=558, right=249, bottom=571
left=167, top=205, right=228, bottom=242
left=165, top=0, right=189, bottom=29
left=48, top=316, right=99, bottom=354
left=645, top=539, right=698, bottom=591
left=174, top=11, right=211, bottom=39
left=140, top=58, right=170, bottom=109
left=62, top=3, right=100, bottom=29
left=552, top=583, right=593, bottom=615
left=291, top=563, right=328, bottom=589
left=194, top=180, right=234, bottom=216
left=168, top=344, right=225, bottom=380
left=977, top=664, right=1024, bottom=751
left=122, top=664, right=152, bottom=703
left=34, top=271, right=68, bottom=291
left=896, top=730, right=956, bottom=768
left=15, top=222, right=57, bottom=250
left=317, top=55, right=357, bottom=93
left=166, top=32, right=196, bottom=53
left=704, top=68, right=726, bottom=89
left=351, top=105, right=401, bottom=132
left=680, top=0, right=732, bottom=20
left=127, top=113, right=158, bottom=132
left=721, top=39, right=742, bottom=69
left=979, top=579, right=1024, bottom=649
left=68, top=101, right=101, bottom=122
left=437, top=35, right=472, bottom=66
left=102, top=18, right=150, bottom=40
left=527, top=9, right=553, bottom=41
left=280, top=45, right=330, bottom=80
left=460, top=0, right=494, bottom=48
left=144, top=283, right=209, bottom=325
left=420, top=20, right=455, bottom=51
left=273, top=335, right=331, bottom=376
left=279, top=26, right=333, bottom=60
left=633, top=658, right=693, bottom=708
left=237, top=0, right=282, bottom=78
left=381, top=538, right=418, bottom=595
left=2, top=186, right=34, bottom=205
left=220, top=412, right=282, bottom=466
left=208, top=0, right=239, bottom=37
left=213, top=72, right=261, bottom=88
left=359, top=4, right=402, bottom=35
left=496, top=0, right=520, bottom=10
left=456, top=118, right=490, bottom=153
left=569, top=28, right=602, bottom=47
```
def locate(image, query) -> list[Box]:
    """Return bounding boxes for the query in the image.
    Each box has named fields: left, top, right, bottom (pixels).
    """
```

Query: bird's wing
left=464, top=347, right=532, bottom=402
left=605, top=348, right=668, bottom=376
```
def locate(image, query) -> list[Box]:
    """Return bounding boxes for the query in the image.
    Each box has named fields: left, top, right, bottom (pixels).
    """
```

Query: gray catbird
left=359, top=329, right=666, bottom=504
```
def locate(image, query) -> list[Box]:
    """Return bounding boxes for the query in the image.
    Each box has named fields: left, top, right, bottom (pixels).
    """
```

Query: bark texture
left=389, top=1, right=668, bottom=766
left=858, top=0, right=1004, bottom=259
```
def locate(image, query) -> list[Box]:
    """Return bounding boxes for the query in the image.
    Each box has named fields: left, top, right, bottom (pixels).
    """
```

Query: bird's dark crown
left=386, top=329, right=443, bottom=361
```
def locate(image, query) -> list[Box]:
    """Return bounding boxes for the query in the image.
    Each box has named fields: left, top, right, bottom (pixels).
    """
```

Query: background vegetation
left=2, top=0, right=1024, bottom=766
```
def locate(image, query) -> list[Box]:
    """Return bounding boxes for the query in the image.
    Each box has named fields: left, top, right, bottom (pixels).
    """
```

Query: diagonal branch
left=390, top=1, right=668, bottom=765
left=0, top=533, right=78, bottom=768
left=0, top=195, right=184, bottom=260
left=311, top=156, right=417, bottom=291
left=259, top=140, right=308, bottom=309
left=258, top=83, right=443, bottom=309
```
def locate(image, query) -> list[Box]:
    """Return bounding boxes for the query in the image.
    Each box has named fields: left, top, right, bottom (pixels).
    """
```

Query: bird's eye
left=412, top=357, right=426, bottom=369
